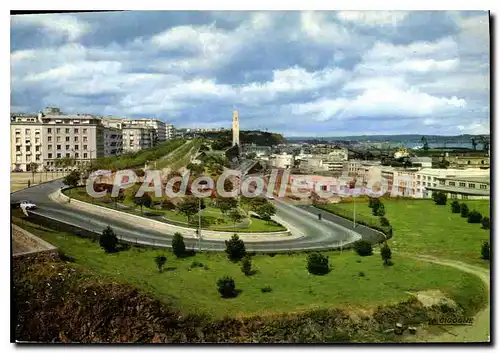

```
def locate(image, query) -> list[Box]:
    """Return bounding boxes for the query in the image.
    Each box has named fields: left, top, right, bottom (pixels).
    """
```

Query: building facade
left=104, top=127, right=123, bottom=157
left=11, top=114, right=43, bottom=171
left=122, top=126, right=155, bottom=152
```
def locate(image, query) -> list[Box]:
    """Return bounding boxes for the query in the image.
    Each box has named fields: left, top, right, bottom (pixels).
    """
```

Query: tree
left=256, top=202, right=276, bottom=223
left=240, top=256, right=253, bottom=276
left=110, top=191, right=125, bottom=209
left=381, top=243, right=392, bottom=266
left=228, top=209, right=243, bottom=231
left=154, top=255, right=167, bottom=273
left=172, top=232, right=186, bottom=258
left=135, top=168, right=145, bottom=178
left=380, top=217, right=390, bottom=227
left=63, top=170, right=81, bottom=195
left=216, top=196, right=237, bottom=216
left=177, top=196, right=201, bottom=223
left=133, top=193, right=152, bottom=214
left=307, top=252, right=330, bottom=275
left=100, top=226, right=118, bottom=253
left=187, top=163, right=205, bottom=177
left=375, top=203, right=386, bottom=217
left=467, top=210, right=483, bottom=223
left=481, top=217, right=490, bottom=230
left=451, top=200, right=461, bottom=213
left=433, top=192, right=447, bottom=205
left=353, top=240, right=373, bottom=257
left=249, top=196, right=268, bottom=211
left=225, top=234, right=246, bottom=262
left=208, top=163, right=223, bottom=176
left=460, top=203, right=469, bottom=218
left=481, top=242, right=490, bottom=260
left=29, top=162, right=38, bottom=184
left=216, top=276, right=237, bottom=298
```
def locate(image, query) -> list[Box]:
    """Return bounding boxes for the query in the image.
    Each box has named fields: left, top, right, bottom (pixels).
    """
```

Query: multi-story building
left=425, top=176, right=490, bottom=200
left=269, top=152, right=294, bottom=169
left=10, top=114, right=43, bottom=171
left=101, top=116, right=130, bottom=130
left=104, top=127, right=123, bottom=157
left=41, top=113, right=105, bottom=171
left=165, top=124, right=175, bottom=140
left=122, top=126, right=155, bottom=152
left=124, top=118, right=166, bottom=144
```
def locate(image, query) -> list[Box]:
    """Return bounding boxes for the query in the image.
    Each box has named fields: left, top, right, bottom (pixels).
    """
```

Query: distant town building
left=232, top=110, right=240, bottom=148
left=122, top=126, right=155, bottom=152
left=269, top=152, right=294, bottom=169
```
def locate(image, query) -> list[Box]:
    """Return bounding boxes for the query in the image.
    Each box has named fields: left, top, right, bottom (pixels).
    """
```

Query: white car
left=19, top=200, right=37, bottom=210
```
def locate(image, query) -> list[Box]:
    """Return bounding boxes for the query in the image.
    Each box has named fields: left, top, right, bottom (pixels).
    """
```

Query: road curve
left=11, top=180, right=364, bottom=252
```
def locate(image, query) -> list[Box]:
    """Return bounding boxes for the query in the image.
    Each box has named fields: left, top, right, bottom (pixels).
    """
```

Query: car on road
left=267, top=196, right=275, bottom=200
left=19, top=200, right=37, bottom=210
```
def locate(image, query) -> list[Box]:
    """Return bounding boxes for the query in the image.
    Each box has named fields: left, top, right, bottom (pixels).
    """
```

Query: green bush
left=433, top=192, right=447, bottom=205
left=172, top=232, right=186, bottom=258
left=460, top=203, right=470, bottom=218
left=216, top=276, right=237, bottom=298
left=154, top=255, right=167, bottom=273
left=261, top=286, right=273, bottom=293
left=307, top=252, right=330, bottom=275
left=353, top=240, right=373, bottom=257
left=481, top=217, right=490, bottom=230
left=225, top=234, right=246, bottom=262
left=380, top=243, right=392, bottom=266
left=99, top=226, right=118, bottom=253
left=467, top=210, right=483, bottom=224
left=481, top=242, right=490, bottom=260
left=379, top=217, right=390, bottom=227
left=241, top=256, right=253, bottom=276
left=451, top=200, right=461, bottom=213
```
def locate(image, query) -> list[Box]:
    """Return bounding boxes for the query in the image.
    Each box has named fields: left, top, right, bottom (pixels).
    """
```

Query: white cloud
left=11, top=14, right=90, bottom=41
left=337, top=11, right=408, bottom=26
left=298, top=11, right=360, bottom=46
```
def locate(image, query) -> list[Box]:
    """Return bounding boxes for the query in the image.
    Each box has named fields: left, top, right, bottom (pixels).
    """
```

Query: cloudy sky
left=10, top=11, right=490, bottom=136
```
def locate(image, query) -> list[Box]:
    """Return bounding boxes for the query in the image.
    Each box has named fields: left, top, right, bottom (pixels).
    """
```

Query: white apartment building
left=11, top=114, right=43, bottom=171
left=122, top=126, right=155, bottom=152
left=41, top=114, right=105, bottom=171
left=124, top=118, right=166, bottom=144
left=166, top=124, right=175, bottom=140
left=269, top=152, right=294, bottom=169
left=426, top=176, right=490, bottom=200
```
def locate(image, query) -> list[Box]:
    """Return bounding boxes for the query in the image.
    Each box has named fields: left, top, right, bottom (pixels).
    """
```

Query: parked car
left=12, top=167, right=23, bottom=172
left=19, top=200, right=37, bottom=210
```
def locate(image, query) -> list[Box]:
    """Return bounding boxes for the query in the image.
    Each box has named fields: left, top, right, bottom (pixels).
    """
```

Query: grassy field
left=320, top=199, right=490, bottom=268
left=65, top=187, right=285, bottom=233
left=13, top=215, right=487, bottom=319
left=156, top=139, right=202, bottom=170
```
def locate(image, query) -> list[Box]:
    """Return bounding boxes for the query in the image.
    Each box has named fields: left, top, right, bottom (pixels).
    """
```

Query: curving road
left=11, top=180, right=365, bottom=252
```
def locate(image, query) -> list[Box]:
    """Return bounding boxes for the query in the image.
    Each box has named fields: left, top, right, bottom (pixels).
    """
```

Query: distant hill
left=286, top=134, right=490, bottom=143
left=200, top=130, right=286, bottom=146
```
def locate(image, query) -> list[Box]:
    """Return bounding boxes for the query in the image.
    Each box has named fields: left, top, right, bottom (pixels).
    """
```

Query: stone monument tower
left=232, top=110, right=240, bottom=148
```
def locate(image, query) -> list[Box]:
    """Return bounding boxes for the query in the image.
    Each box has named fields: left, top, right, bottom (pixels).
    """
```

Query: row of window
left=448, top=182, right=487, bottom=189
left=15, top=129, right=40, bottom=135
left=47, top=152, right=90, bottom=159
left=47, top=136, right=88, bottom=142
left=47, top=128, right=88, bottom=134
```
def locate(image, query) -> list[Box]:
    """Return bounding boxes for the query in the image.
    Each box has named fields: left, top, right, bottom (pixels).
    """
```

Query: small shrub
left=217, top=276, right=237, bottom=298
left=380, top=243, right=392, bottom=266
left=460, top=203, right=469, bottom=218
left=358, top=271, right=365, bottom=277
left=356, top=259, right=362, bottom=263
left=467, top=210, right=483, bottom=224
left=307, top=252, right=330, bottom=275
left=353, top=240, right=373, bottom=257
left=434, top=191, right=447, bottom=205
left=380, top=217, right=390, bottom=227
left=481, top=217, right=490, bottom=230
left=99, top=226, right=118, bottom=253
left=225, top=234, right=246, bottom=262
left=203, top=264, right=209, bottom=270
left=451, top=200, right=461, bottom=213
left=190, top=261, right=204, bottom=268
left=154, top=255, right=167, bottom=273
left=240, top=256, right=253, bottom=276
left=481, top=242, right=490, bottom=260
left=261, top=286, right=272, bottom=293
left=268, top=252, right=277, bottom=257
left=172, top=232, right=186, bottom=258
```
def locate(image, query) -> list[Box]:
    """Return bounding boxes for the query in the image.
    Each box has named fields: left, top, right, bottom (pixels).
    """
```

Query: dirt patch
left=410, top=290, right=457, bottom=308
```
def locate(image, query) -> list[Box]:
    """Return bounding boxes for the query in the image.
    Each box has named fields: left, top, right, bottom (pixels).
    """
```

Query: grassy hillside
left=319, top=199, right=490, bottom=268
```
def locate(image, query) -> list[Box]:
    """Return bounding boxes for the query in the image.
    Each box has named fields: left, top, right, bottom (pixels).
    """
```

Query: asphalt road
left=11, top=180, right=365, bottom=252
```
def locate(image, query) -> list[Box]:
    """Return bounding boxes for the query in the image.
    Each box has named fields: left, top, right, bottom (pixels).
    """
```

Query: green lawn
left=320, top=199, right=490, bottom=268
left=65, top=187, right=285, bottom=233
left=156, top=139, right=202, bottom=170
left=13, top=215, right=487, bottom=319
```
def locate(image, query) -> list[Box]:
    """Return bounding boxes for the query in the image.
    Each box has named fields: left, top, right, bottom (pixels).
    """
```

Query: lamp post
left=198, top=197, right=202, bottom=252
